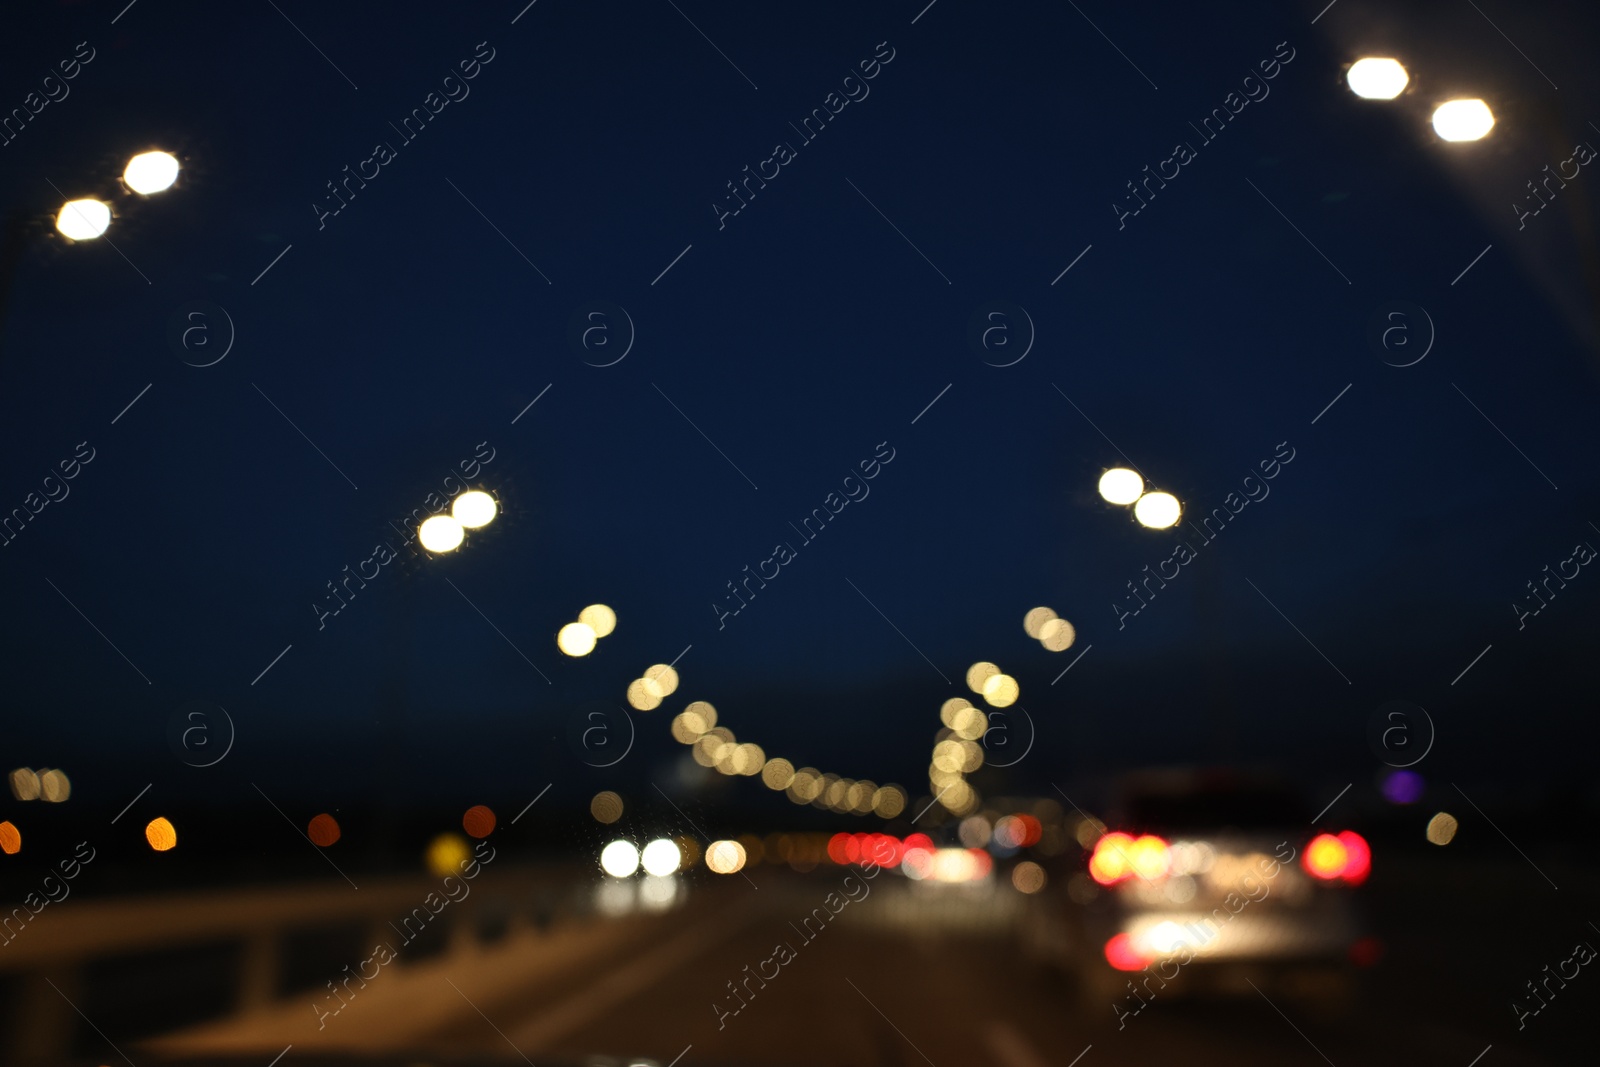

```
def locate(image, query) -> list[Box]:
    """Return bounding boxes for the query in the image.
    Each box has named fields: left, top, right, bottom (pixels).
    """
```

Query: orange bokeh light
left=1304, top=833, right=1349, bottom=879
left=0, top=820, right=19, bottom=855
left=463, top=805, right=496, bottom=839
left=308, top=813, right=341, bottom=847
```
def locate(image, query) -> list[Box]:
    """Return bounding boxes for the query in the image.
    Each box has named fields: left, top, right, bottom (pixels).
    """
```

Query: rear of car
left=1069, top=772, right=1373, bottom=1012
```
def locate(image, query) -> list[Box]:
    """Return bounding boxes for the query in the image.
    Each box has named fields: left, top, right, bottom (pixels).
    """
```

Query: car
left=1061, top=770, right=1374, bottom=1020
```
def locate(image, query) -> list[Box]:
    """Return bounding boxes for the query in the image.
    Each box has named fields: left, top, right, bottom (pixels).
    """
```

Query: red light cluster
left=828, top=832, right=918, bottom=867
left=1302, top=831, right=1371, bottom=885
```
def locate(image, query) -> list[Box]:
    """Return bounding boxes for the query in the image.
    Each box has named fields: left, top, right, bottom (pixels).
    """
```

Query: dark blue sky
left=2, top=0, right=1598, bottom=830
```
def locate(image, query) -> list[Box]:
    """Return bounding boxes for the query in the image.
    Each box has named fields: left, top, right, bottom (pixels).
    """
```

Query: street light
left=1347, top=58, right=1409, bottom=100
left=54, top=198, right=110, bottom=240
left=451, top=489, right=497, bottom=528
left=123, top=151, right=180, bottom=194
left=1134, top=491, right=1182, bottom=529
left=418, top=514, right=465, bottom=553
left=1432, top=99, right=1494, bottom=141
left=1098, top=468, right=1144, bottom=505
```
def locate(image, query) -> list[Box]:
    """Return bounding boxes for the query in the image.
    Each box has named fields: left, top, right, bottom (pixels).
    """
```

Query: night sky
left=3, top=0, right=1599, bottom=855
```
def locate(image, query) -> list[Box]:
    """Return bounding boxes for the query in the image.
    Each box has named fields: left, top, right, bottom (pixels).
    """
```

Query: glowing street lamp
left=451, top=489, right=497, bottom=528
left=123, top=151, right=180, bottom=194
left=1432, top=99, right=1494, bottom=142
left=1098, top=468, right=1144, bottom=505
left=1346, top=58, right=1408, bottom=100
left=55, top=198, right=111, bottom=240
left=1134, top=491, right=1182, bottom=529
left=418, top=514, right=465, bottom=553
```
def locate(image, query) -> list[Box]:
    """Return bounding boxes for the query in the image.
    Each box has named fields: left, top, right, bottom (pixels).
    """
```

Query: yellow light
left=146, top=816, right=178, bottom=852
left=951, top=706, right=987, bottom=740
left=966, top=661, right=1000, bottom=694
left=1427, top=811, right=1459, bottom=845
left=1346, top=58, right=1408, bottom=99
left=872, top=785, right=906, bottom=818
left=626, top=678, right=662, bottom=711
left=644, top=663, right=679, bottom=695
left=940, top=696, right=973, bottom=727
left=8, top=768, right=40, bottom=801
left=1127, top=834, right=1171, bottom=880
left=600, top=839, right=640, bottom=877
left=1432, top=99, right=1494, bottom=142
left=451, top=490, right=498, bottom=528
left=39, top=769, right=71, bottom=802
left=762, top=758, right=796, bottom=790
left=425, top=832, right=470, bottom=876
left=670, top=711, right=706, bottom=744
left=418, top=514, right=464, bottom=552
left=55, top=198, right=111, bottom=240
left=706, top=839, right=747, bottom=874
left=1304, top=834, right=1349, bottom=878
left=981, top=673, right=1019, bottom=708
left=1039, top=617, right=1076, bottom=652
left=684, top=700, right=717, bottom=730
left=1098, top=468, right=1144, bottom=505
left=641, top=838, right=681, bottom=876
left=578, top=604, right=617, bottom=638
left=557, top=622, right=597, bottom=656
left=1012, top=860, right=1047, bottom=894
left=123, top=150, right=180, bottom=193
left=1134, top=491, right=1182, bottom=529
left=1022, top=606, right=1057, bottom=639
left=590, top=790, right=624, bottom=823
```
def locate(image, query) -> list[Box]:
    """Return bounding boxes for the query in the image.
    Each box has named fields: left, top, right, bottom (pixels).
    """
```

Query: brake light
left=1337, top=830, right=1371, bottom=885
left=1303, top=831, right=1371, bottom=884
left=1088, top=832, right=1170, bottom=885
left=1104, top=932, right=1150, bottom=971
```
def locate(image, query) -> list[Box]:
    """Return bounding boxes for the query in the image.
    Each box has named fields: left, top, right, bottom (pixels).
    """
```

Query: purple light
left=1382, top=770, right=1424, bottom=805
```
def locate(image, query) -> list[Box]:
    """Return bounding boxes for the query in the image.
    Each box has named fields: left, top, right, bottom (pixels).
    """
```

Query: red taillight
left=1337, top=831, right=1371, bottom=885
left=1088, top=832, right=1170, bottom=885
left=1303, top=831, right=1371, bottom=884
left=1104, top=932, right=1150, bottom=971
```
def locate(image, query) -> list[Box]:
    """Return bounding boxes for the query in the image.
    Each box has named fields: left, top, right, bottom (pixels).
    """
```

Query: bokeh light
left=418, top=514, right=464, bottom=552
left=1427, top=811, right=1458, bottom=845
left=39, top=769, right=71, bottom=802
left=762, top=757, right=796, bottom=790
left=123, top=150, right=180, bottom=193
left=451, top=490, right=498, bottom=528
left=9, top=768, right=40, bottom=801
left=1098, top=468, right=1144, bottom=505
left=966, top=662, right=1000, bottom=694
left=981, top=673, right=1019, bottom=708
left=557, top=622, right=597, bottom=657
left=1432, top=99, right=1494, bottom=141
left=146, top=817, right=178, bottom=852
left=1134, top=491, right=1182, bottom=529
left=56, top=198, right=111, bottom=240
left=578, top=604, right=617, bottom=638
left=462, top=805, right=496, bottom=838
left=590, top=791, right=624, bottom=823
left=706, top=839, right=747, bottom=874
left=1022, top=606, right=1057, bottom=639
left=307, top=813, right=341, bottom=847
left=1381, top=769, right=1424, bottom=804
left=1039, top=617, right=1076, bottom=652
left=641, top=838, right=682, bottom=877
left=626, top=678, right=663, bottom=711
left=1346, top=57, right=1408, bottom=99
left=0, top=820, right=19, bottom=854
left=425, top=833, right=470, bottom=877
left=601, top=839, right=640, bottom=877
left=644, top=663, right=679, bottom=695
left=1012, top=860, right=1047, bottom=893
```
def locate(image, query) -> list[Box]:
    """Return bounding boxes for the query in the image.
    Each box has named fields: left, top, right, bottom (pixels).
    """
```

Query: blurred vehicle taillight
left=1302, top=831, right=1371, bottom=885
left=1088, top=832, right=1170, bottom=885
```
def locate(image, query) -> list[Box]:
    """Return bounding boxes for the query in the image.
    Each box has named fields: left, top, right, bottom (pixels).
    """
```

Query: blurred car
left=1057, top=770, right=1374, bottom=1013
